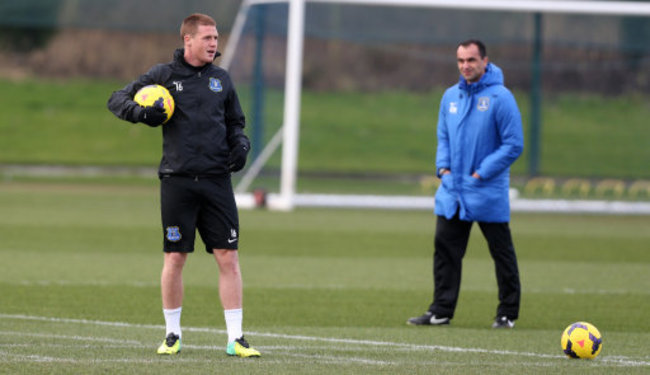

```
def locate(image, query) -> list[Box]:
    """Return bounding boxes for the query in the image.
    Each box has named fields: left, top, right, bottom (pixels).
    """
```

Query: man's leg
left=214, top=249, right=260, bottom=357
left=478, top=222, right=521, bottom=321
left=429, top=214, right=472, bottom=319
left=213, top=249, right=242, bottom=311
left=158, top=251, right=188, bottom=354
left=162, top=252, right=188, bottom=309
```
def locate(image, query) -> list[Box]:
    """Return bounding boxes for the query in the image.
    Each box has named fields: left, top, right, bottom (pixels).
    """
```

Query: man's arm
left=224, top=83, right=247, bottom=147
left=224, top=79, right=250, bottom=172
left=474, top=91, right=524, bottom=179
left=435, top=97, right=451, bottom=178
left=107, top=64, right=167, bottom=124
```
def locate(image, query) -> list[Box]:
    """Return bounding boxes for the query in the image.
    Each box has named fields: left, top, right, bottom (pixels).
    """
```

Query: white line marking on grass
left=15, top=280, right=158, bottom=288
left=241, top=330, right=566, bottom=359
left=182, top=345, right=392, bottom=365
left=280, top=352, right=392, bottom=365
left=0, top=351, right=70, bottom=363
left=0, top=351, right=275, bottom=365
left=0, top=330, right=141, bottom=345
left=0, top=313, right=170, bottom=331
left=11, top=279, right=650, bottom=296
left=1, top=313, right=648, bottom=367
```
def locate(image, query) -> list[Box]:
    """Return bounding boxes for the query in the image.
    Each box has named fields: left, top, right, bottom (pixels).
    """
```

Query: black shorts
left=160, top=175, right=239, bottom=253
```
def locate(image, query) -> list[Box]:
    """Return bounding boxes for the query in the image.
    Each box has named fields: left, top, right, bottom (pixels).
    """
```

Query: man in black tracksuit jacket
left=107, top=13, right=260, bottom=358
left=107, top=48, right=249, bottom=177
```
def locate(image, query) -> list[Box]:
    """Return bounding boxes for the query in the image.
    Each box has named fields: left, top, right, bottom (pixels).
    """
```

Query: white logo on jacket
left=449, top=102, right=458, bottom=114
left=477, top=96, right=490, bottom=111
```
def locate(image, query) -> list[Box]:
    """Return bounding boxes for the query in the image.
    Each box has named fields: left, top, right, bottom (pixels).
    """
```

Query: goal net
left=221, top=0, right=650, bottom=212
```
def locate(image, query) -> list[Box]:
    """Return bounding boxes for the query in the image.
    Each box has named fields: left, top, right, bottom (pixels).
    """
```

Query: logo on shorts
left=166, top=226, right=182, bottom=242
left=227, top=228, right=238, bottom=244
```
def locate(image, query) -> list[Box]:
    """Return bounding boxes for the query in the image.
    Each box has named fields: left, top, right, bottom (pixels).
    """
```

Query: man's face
left=457, top=44, right=488, bottom=83
left=185, top=24, right=219, bottom=66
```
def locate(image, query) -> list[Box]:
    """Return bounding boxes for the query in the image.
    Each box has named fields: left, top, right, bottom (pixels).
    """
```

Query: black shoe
left=492, top=316, right=515, bottom=329
left=407, top=311, right=450, bottom=326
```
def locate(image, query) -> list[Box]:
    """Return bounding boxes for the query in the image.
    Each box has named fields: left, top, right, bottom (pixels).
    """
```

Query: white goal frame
left=222, top=0, right=650, bottom=213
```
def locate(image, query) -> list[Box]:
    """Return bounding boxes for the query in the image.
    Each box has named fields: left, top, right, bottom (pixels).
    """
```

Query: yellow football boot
left=226, top=336, right=260, bottom=358
left=157, top=333, right=181, bottom=355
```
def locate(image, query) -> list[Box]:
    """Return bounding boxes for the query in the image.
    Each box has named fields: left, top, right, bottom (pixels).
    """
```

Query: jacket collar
left=458, top=63, right=504, bottom=94
left=173, top=48, right=221, bottom=71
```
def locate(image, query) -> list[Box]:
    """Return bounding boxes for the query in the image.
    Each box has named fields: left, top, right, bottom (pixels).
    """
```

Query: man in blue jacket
left=408, top=40, right=524, bottom=328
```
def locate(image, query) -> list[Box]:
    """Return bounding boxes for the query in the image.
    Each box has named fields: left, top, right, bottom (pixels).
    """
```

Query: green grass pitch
left=1, top=181, right=649, bottom=374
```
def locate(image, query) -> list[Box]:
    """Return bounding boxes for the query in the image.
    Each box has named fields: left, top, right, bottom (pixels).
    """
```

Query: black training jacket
left=107, top=48, right=249, bottom=177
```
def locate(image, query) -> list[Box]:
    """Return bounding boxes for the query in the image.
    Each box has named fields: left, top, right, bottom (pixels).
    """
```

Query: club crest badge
left=209, top=77, right=223, bottom=93
left=477, top=96, right=490, bottom=112
left=449, top=102, right=458, bottom=114
left=228, top=228, right=238, bottom=244
left=166, top=226, right=182, bottom=242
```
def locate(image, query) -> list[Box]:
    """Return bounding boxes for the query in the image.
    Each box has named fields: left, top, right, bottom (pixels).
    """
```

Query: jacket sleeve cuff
left=131, top=104, right=144, bottom=123
left=228, top=132, right=250, bottom=149
left=436, top=167, right=449, bottom=178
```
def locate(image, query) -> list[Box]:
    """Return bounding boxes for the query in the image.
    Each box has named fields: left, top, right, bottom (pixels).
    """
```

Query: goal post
left=221, top=0, right=650, bottom=212
left=276, top=0, right=306, bottom=211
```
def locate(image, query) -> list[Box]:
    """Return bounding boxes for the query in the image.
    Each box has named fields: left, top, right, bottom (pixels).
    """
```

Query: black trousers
left=428, top=213, right=521, bottom=320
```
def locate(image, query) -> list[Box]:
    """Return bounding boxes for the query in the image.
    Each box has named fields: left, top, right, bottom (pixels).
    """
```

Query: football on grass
left=134, top=84, right=175, bottom=123
left=561, top=322, right=603, bottom=359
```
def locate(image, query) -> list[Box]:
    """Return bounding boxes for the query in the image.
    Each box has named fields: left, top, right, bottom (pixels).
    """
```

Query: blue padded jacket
left=434, top=63, right=524, bottom=222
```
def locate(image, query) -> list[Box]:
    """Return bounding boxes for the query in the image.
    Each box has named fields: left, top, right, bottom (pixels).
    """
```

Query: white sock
left=163, top=307, right=182, bottom=339
left=224, top=308, right=243, bottom=343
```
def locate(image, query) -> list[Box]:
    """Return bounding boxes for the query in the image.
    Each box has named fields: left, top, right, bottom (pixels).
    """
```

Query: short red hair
left=180, top=13, right=216, bottom=40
